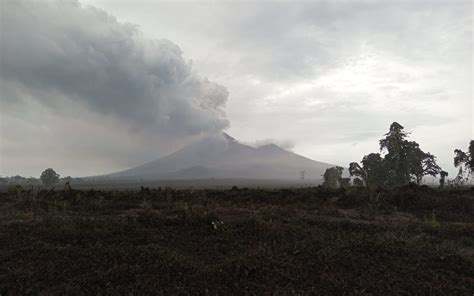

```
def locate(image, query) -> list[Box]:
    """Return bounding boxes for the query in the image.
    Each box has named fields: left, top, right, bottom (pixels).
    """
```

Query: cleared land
left=0, top=185, right=473, bottom=295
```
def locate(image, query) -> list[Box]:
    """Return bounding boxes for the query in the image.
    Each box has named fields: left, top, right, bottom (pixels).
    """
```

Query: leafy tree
left=453, top=140, right=474, bottom=183
left=322, top=166, right=344, bottom=189
left=40, top=168, right=60, bottom=187
left=379, top=122, right=413, bottom=186
left=349, top=153, right=386, bottom=188
left=422, top=153, right=441, bottom=179
left=348, top=162, right=365, bottom=183
left=350, top=122, right=442, bottom=188
left=379, top=122, right=441, bottom=187
left=410, top=151, right=441, bottom=185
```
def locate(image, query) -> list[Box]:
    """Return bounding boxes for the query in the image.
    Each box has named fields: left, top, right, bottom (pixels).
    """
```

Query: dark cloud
left=1, top=0, right=229, bottom=136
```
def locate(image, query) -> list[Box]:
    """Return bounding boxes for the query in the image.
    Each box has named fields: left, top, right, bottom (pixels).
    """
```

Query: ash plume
left=1, top=0, right=229, bottom=136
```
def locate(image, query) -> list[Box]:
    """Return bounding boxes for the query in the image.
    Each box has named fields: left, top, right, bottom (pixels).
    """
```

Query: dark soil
left=0, top=186, right=473, bottom=295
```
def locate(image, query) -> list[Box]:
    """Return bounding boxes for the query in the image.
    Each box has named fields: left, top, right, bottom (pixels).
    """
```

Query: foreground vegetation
left=0, top=185, right=473, bottom=295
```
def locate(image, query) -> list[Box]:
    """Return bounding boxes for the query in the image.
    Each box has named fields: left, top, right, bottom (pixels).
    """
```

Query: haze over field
left=0, top=0, right=472, bottom=178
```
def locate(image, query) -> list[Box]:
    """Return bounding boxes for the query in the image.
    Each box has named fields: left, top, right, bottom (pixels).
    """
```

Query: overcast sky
left=1, top=0, right=472, bottom=178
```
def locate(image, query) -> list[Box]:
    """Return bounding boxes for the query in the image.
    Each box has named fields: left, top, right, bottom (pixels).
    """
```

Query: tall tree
left=453, top=140, right=474, bottom=184
left=379, top=122, right=412, bottom=186
left=349, top=153, right=386, bottom=188
left=40, top=168, right=60, bottom=188
left=379, top=122, right=441, bottom=186
left=350, top=122, right=442, bottom=188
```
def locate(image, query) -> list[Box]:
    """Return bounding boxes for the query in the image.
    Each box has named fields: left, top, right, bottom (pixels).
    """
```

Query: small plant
left=140, top=198, right=153, bottom=212
left=423, top=209, right=440, bottom=229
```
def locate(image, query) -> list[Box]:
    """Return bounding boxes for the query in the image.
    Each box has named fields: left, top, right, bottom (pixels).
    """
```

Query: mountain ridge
left=102, top=133, right=336, bottom=181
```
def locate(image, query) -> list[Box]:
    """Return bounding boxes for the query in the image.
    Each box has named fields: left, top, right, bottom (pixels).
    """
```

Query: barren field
left=1, top=185, right=473, bottom=295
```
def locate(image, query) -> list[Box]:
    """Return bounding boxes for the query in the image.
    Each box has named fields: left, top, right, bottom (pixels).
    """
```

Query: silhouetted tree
left=322, top=166, right=344, bottom=189
left=350, top=122, right=442, bottom=188
left=349, top=153, right=386, bottom=188
left=40, top=168, right=60, bottom=188
left=453, top=140, right=474, bottom=184
left=439, top=171, right=448, bottom=188
left=379, top=122, right=413, bottom=186
left=411, top=151, right=441, bottom=185
left=379, top=122, right=441, bottom=186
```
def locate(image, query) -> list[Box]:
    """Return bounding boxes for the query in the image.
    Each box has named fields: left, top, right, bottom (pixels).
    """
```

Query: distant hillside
left=101, top=133, right=336, bottom=181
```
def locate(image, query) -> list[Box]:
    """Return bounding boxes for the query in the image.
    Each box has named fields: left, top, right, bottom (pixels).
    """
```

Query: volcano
left=104, top=133, right=336, bottom=181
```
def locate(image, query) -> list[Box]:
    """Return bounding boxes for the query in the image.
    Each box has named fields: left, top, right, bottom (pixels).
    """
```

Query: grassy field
left=0, top=185, right=473, bottom=295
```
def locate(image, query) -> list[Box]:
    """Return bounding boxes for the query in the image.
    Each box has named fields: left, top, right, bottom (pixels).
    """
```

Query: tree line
left=0, top=169, right=77, bottom=189
left=322, top=122, right=473, bottom=189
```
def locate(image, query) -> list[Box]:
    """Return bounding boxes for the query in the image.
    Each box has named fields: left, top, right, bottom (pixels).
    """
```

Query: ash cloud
left=1, top=0, right=229, bottom=136
left=243, top=138, right=295, bottom=151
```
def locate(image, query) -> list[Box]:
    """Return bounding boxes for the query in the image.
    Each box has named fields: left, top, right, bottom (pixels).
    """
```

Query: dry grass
left=0, top=186, right=473, bottom=295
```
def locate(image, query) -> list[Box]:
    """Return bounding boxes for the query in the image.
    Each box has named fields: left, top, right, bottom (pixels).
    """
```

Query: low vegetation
left=0, top=185, right=473, bottom=294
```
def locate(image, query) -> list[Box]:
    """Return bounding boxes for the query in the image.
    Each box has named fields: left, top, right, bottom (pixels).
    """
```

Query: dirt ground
left=0, top=186, right=473, bottom=295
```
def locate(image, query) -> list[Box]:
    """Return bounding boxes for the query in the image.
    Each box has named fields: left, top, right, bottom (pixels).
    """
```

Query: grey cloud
left=1, top=0, right=229, bottom=136
left=243, top=138, right=295, bottom=151
left=197, top=1, right=471, bottom=83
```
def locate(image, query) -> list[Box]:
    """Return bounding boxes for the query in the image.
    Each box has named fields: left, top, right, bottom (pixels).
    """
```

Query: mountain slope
left=105, top=133, right=336, bottom=181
